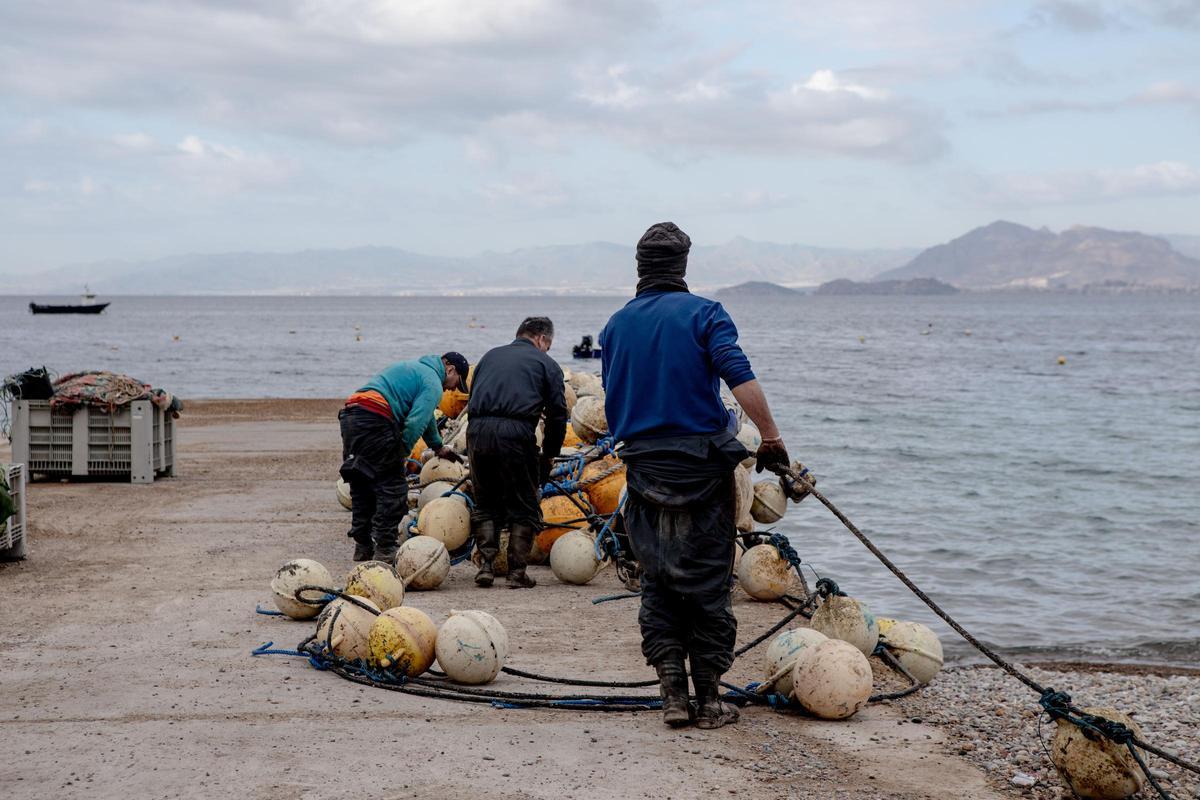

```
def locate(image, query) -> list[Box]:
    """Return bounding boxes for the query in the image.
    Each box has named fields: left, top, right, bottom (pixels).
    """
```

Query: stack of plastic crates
left=2, top=463, right=27, bottom=560
left=10, top=400, right=175, bottom=484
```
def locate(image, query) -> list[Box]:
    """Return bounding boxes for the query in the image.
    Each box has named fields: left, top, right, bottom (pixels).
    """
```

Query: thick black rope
left=769, top=464, right=1200, bottom=784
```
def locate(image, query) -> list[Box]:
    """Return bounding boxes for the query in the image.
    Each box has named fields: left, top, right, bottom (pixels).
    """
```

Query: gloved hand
left=435, top=446, right=462, bottom=464
left=755, top=437, right=790, bottom=474
left=538, top=455, right=553, bottom=486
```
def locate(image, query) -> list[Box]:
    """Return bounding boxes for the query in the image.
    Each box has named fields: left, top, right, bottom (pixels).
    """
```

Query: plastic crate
left=2, top=463, right=27, bottom=560
left=10, top=400, right=175, bottom=484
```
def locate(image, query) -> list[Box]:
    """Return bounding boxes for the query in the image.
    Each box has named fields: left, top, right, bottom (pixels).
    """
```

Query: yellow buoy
left=535, top=493, right=591, bottom=555
left=314, top=596, right=380, bottom=661
left=394, top=535, right=451, bottom=590
left=733, top=465, right=754, bottom=532
left=335, top=478, right=353, bottom=511
left=736, top=543, right=796, bottom=601
left=419, top=457, right=466, bottom=487
left=570, top=395, right=608, bottom=443
left=763, top=628, right=828, bottom=698
left=1051, top=707, right=1144, bottom=800
left=438, top=389, right=469, bottom=419
left=1058, top=355, right=1068, bottom=365
left=417, top=496, right=472, bottom=550
left=368, top=606, right=437, bottom=676
left=810, top=595, right=879, bottom=657
left=750, top=480, right=787, bottom=524
left=793, top=638, right=873, bottom=720
left=344, top=561, right=405, bottom=611
left=270, top=558, right=334, bottom=619
left=562, top=423, right=582, bottom=449
left=581, top=456, right=626, bottom=515
left=878, top=620, right=943, bottom=684
left=434, top=609, right=509, bottom=685
left=549, top=529, right=603, bottom=585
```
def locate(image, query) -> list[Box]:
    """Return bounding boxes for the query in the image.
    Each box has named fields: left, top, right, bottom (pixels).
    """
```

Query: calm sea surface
left=3, top=293, right=1198, bottom=665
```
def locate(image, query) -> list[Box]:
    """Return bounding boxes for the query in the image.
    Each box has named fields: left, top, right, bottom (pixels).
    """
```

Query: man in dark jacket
left=340, top=353, right=467, bottom=564
left=467, top=317, right=568, bottom=589
left=600, top=222, right=791, bottom=729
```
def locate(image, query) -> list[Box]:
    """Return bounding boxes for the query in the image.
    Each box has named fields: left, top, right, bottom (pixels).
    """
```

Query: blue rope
left=255, top=604, right=287, bottom=617
left=593, top=496, right=626, bottom=561
left=251, top=641, right=306, bottom=657
left=444, top=490, right=475, bottom=509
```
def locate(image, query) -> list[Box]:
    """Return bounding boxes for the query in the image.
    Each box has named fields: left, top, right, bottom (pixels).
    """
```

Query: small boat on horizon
left=30, top=286, right=110, bottom=315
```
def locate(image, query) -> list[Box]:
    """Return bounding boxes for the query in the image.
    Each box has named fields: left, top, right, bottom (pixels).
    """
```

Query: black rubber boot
left=506, top=523, right=537, bottom=589
left=693, top=670, right=739, bottom=730
left=352, top=539, right=374, bottom=562
left=655, top=658, right=692, bottom=728
left=474, top=519, right=498, bottom=587
left=374, top=545, right=398, bottom=565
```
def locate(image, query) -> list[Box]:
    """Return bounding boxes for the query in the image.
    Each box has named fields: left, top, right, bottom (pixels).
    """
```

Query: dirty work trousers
left=467, top=417, right=542, bottom=531
left=338, top=405, right=407, bottom=551
left=621, top=432, right=747, bottom=676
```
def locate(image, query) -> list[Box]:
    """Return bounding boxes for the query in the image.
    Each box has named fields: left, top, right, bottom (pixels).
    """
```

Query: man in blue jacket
left=600, top=222, right=791, bottom=729
left=339, top=353, right=468, bottom=563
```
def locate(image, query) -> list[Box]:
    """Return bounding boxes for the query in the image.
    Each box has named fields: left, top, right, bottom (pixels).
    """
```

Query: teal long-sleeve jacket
left=358, top=354, right=446, bottom=456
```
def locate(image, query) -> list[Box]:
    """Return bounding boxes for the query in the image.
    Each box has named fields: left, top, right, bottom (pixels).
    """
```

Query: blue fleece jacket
left=359, top=354, right=445, bottom=454
left=599, top=291, right=756, bottom=442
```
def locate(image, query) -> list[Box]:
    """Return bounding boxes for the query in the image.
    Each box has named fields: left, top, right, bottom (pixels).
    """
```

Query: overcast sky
left=2, top=0, right=1198, bottom=273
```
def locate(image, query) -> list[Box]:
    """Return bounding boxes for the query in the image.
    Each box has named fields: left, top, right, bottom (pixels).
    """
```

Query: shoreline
left=1, top=399, right=1195, bottom=799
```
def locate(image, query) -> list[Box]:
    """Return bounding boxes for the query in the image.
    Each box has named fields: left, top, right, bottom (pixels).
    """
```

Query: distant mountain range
left=878, top=221, right=1200, bottom=290
left=7, top=222, right=1199, bottom=295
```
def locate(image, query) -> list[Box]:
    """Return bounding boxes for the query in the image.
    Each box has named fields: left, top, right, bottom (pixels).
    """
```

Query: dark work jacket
left=467, top=338, right=568, bottom=458
left=619, top=431, right=749, bottom=508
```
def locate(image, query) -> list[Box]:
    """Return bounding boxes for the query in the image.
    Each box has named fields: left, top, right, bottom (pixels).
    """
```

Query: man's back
left=600, top=291, right=754, bottom=442
left=360, top=355, right=443, bottom=421
left=468, top=339, right=564, bottom=422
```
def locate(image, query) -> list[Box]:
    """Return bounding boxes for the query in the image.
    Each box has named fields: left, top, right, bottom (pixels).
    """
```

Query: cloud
left=980, top=79, right=1200, bottom=117
left=1029, top=1, right=1120, bottom=31
left=1024, top=0, right=1200, bottom=31
left=973, top=161, right=1200, bottom=205
left=172, top=134, right=296, bottom=193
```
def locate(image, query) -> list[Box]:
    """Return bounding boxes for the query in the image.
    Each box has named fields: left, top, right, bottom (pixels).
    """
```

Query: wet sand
left=0, top=400, right=1191, bottom=799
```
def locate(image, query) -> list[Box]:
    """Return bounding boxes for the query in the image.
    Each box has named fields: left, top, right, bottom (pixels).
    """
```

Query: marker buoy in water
left=394, top=535, right=450, bottom=590
left=419, top=457, right=466, bottom=487
left=750, top=480, right=788, bottom=524
left=763, top=628, right=828, bottom=698
left=1058, top=355, right=1067, bottom=365
left=1050, top=707, right=1145, bottom=800
left=434, top=609, right=509, bottom=685
left=417, top=496, right=472, bottom=550
left=368, top=606, right=437, bottom=676
left=736, top=543, right=795, bottom=601
left=793, top=638, right=873, bottom=720
left=550, top=529, right=603, bottom=585
left=315, top=596, right=380, bottom=661
left=270, top=558, right=333, bottom=619
left=877, top=619, right=943, bottom=684
left=344, top=561, right=405, bottom=611
left=336, top=478, right=353, bottom=510
left=810, top=595, right=879, bottom=657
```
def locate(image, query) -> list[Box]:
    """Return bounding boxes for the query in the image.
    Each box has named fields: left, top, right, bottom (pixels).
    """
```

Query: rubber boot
left=655, top=658, right=692, bottom=728
left=374, top=545, right=398, bottom=566
left=693, top=670, right=739, bottom=730
left=352, top=539, right=374, bottom=562
left=506, top=523, right=537, bottom=589
left=474, top=520, right=498, bottom=587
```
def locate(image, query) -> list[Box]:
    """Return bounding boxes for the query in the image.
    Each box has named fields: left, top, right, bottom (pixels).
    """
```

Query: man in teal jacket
left=339, top=353, right=468, bottom=563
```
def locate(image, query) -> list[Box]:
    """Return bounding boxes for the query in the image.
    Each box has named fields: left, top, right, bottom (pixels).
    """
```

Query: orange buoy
left=438, top=389, right=469, bottom=419
left=535, top=493, right=592, bottom=555
left=562, top=423, right=582, bottom=449
left=581, top=456, right=625, bottom=515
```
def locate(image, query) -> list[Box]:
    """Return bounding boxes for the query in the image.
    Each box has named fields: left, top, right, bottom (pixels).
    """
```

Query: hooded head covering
left=635, top=222, right=691, bottom=296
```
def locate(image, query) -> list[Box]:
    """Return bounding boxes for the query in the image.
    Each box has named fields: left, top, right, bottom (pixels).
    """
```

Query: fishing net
left=50, top=371, right=182, bottom=416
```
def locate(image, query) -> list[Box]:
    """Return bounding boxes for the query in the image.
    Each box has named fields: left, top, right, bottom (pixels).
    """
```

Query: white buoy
left=417, top=480, right=459, bottom=512
left=736, top=543, right=795, bottom=601
left=394, top=535, right=451, bottom=590
left=417, top=496, right=471, bottom=550
left=419, top=457, right=466, bottom=487
left=549, top=529, right=603, bottom=585
left=878, top=620, right=943, bottom=684
left=1051, top=707, right=1145, bottom=800
left=793, top=638, right=873, bottom=720
left=434, top=609, right=509, bottom=685
left=270, top=558, right=334, bottom=619
left=344, top=561, right=405, bottom=611
left=810, top=595, right=880, bottom=657
left=335, top=478, right=352, bottom=510
left=736, top=420, right=761, bottom=470
left=733, top=465, right=754, bottom=532
left=763, top=628, right=828, bottom=698
left=750, top=480, right=787, bottom=524
left=570, top=395, right=608, bottom=443
left=314, top=596, right=380, bottom=661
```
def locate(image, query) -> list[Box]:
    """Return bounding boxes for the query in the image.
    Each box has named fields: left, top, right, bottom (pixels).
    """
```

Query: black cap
left=442, top=352, right=470, bottom=391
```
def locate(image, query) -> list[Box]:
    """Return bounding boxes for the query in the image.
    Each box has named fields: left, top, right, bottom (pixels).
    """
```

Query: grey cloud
left=1030, top=1, right=1120, bottom=31
left=968, top=161, right=1200, bottom=205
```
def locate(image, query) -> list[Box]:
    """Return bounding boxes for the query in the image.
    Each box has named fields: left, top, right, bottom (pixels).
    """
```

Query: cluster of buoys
left=269, top=557, right=510, bottom=685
